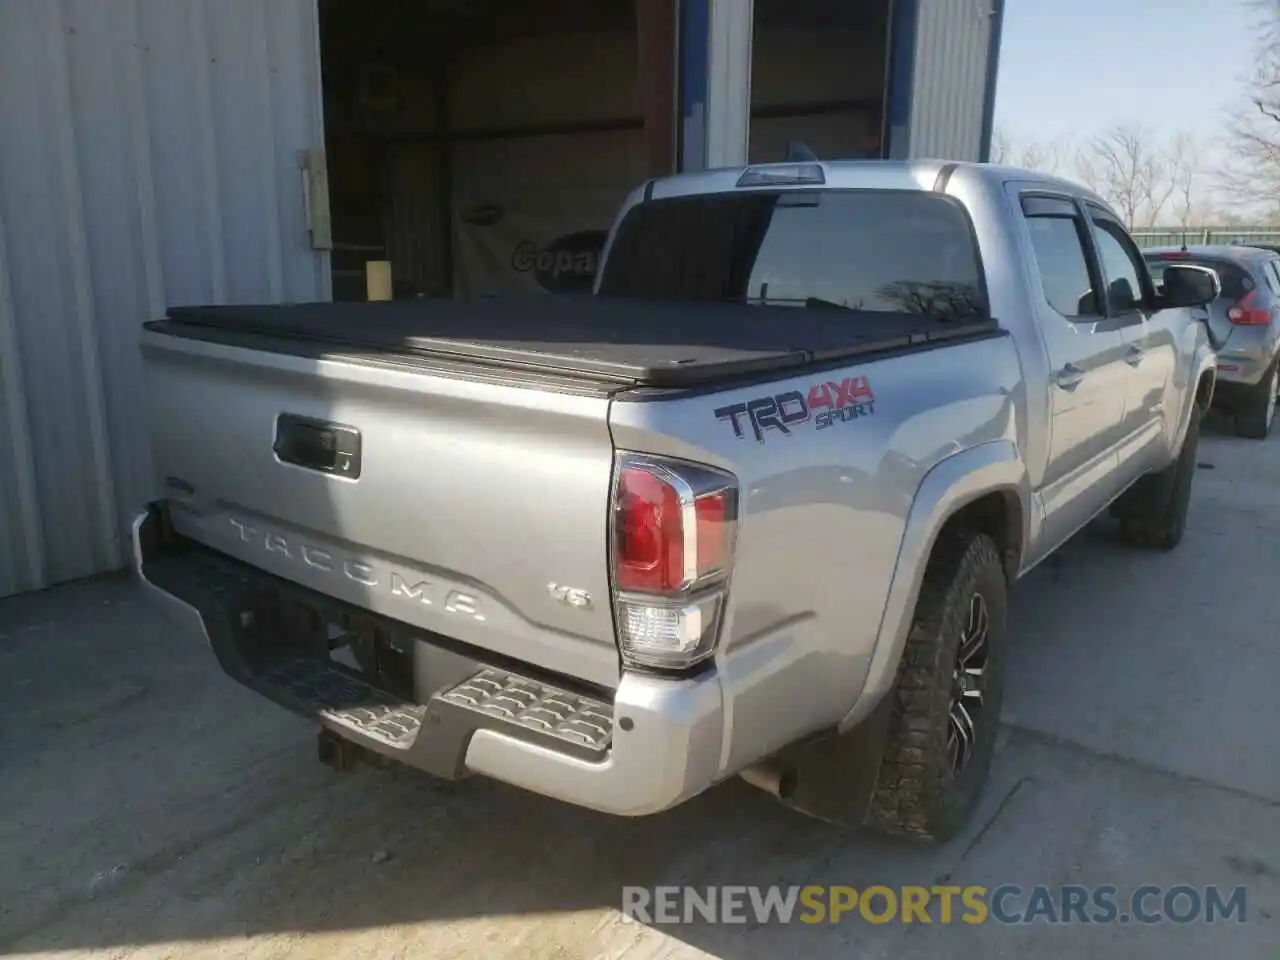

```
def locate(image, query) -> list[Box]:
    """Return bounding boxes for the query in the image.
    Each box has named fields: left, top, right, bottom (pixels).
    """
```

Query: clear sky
left=993, top=0, right=1259, bottom=147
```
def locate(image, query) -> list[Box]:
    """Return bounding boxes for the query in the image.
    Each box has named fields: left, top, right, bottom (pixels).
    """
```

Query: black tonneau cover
left=154, top=297, right=1000, bottom=388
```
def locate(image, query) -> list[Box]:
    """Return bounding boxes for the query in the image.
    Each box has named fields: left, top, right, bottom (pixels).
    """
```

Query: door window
left=1088, top=215, right=1149, bottom=314
left=1022, top=203, right=1101, bottom=319
left=1266, top=259, right=1280, bottom=297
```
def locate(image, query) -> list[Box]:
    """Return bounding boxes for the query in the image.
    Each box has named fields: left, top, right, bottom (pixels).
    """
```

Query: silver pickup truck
left=133, top=160, right=1218, bottom=842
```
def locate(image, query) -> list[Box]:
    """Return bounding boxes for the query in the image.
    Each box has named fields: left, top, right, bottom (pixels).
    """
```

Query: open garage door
left=749, top=0, right=890, bottom=163
left=317, top=0, right=893, bottom=301
left=318, top=0, right=663, bottom=300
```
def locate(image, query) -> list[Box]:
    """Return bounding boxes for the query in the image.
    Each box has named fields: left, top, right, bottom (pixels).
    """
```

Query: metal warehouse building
left=0, top=0, right=1005, bottom=598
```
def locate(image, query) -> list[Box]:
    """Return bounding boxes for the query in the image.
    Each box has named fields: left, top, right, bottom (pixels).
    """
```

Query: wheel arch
left=1177, top=343, right=1217, bottom=445
left=838, top=440, right=1030, bottom=732
left=1195, top=368, right=1216, bottom=414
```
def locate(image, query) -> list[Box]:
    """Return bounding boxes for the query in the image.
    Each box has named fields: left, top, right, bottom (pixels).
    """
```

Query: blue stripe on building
left=978, top=0, right=1006, bottom=162
left=678, top=0, right=709, bottom=171
left=882, top=0, right=919, bottom=159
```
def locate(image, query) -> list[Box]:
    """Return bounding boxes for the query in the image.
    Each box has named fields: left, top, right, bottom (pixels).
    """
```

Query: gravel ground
left=2, top=416, right=1278, bottom=959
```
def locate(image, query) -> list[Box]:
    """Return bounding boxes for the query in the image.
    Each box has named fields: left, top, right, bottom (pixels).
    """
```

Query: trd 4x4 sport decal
left=714, top=376, right=876, bottom=442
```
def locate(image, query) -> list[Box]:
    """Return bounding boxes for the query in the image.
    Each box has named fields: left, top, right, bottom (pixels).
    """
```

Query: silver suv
left=1145, top=245, right=1280, bottom=438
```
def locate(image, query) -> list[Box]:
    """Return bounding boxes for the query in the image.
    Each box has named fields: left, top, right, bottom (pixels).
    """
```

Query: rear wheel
left=1117, top=406, right=1200, bottom=550
left=866, top=531, right=1008, bottom=843
left=1236, top=362, right=1277, bottom=440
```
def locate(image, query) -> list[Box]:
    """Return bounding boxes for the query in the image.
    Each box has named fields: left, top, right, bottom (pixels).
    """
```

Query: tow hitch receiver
left=317, top=728, right=384, bottom=772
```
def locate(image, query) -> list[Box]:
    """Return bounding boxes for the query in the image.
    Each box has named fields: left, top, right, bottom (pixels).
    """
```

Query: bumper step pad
left=137, top=527, right=614, bottom=774
left=438, top=668, right=613, bottom=756
left=260, top=658, right=428, bottom=749
left=255, top=657, right=613, bottom=764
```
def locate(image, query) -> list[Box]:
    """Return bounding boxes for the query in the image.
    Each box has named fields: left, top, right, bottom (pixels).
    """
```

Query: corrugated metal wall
left=0, top=0, right=329, bottom=598
left=908, top=0, right=997, bottom=161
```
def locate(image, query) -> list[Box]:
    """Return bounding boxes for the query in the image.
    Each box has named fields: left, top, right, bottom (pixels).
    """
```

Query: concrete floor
left=3, top=417, right=1278, bottom=959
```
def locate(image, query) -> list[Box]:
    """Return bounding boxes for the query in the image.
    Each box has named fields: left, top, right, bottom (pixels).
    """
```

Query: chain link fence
left=1130, top=227, right=1280, bottom=249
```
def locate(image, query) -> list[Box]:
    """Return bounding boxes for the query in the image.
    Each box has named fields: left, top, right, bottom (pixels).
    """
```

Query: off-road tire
left=1236, top=360, right=1278, bottom=440
left=1117, top=408, right=1200, bottom=550
left=866, top=531, right=1007, bottom=843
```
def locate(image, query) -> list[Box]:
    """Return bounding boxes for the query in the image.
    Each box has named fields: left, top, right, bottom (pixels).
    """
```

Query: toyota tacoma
left=133, top=160, right=1218, bottom=841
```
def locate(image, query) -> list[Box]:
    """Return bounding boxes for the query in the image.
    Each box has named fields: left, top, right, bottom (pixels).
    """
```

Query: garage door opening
left=318, top=0, right=671, bottom=301
left=316, top=0, right=893, bottom=302
left=749, top=0, right=891, bottom=163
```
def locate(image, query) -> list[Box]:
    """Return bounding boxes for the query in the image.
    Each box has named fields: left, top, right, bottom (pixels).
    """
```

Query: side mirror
left=1159, top=264, right=1220, bottom=309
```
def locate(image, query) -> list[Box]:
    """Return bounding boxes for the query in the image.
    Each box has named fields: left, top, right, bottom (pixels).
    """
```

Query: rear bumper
left=1213, top=344, right=1273, bottom=389
left=131, top=507, right=729, bottom=816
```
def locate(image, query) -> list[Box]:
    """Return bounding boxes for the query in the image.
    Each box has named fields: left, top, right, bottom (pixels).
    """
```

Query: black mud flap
left=775, top=694, right=894, bottom=828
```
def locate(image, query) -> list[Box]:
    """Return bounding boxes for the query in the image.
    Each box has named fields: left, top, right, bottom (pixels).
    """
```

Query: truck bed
left=152, top=297, right=1000, bottom=388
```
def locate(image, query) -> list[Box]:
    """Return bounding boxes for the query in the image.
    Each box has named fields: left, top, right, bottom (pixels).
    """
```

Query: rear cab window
left=597, top=190, right=989, bottom=321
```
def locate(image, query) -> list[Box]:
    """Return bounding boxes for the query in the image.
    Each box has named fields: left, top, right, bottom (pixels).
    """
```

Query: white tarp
left=452, top=186, right=628, bottom=297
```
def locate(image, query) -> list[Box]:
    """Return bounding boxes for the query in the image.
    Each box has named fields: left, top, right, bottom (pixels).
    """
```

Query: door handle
left=1055, top=363, right=1085, bottom=390
left=1125, top=345, right=1145, bottom=366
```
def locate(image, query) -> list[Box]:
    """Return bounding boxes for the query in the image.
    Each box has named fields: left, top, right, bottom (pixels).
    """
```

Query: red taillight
left=614, top=462, right=733, bottom=593
left=695, top=490, right=729, bottom=574
left=611, top=455, right=738, bottom=671
left=609, top=455, right=742, bottom=670
left=1228, top=290, right=1270, bottom=325
left=615, top=467, right=684, bottom=592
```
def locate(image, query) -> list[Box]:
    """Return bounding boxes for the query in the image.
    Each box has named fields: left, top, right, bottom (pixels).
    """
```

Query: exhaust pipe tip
left=739, top=762, right=798, bottom=800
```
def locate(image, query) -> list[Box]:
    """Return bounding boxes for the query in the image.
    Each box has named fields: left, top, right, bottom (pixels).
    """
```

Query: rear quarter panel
left=1226, top=258, right=1280, bottom=383
left=609, top=335, right=1023, bottom=765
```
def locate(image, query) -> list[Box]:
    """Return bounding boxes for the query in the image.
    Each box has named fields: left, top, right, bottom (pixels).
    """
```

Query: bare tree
left=1076, top=124, right=1174, bottom=228
left=990, top=128, right=1066, bottom=175
left=1219, top=0, right=1280, bottom=210
left=1142, top=165, right=1178, bottom=229
left=1016, top=139, right=1066, bottom=176
left=990, top=129, right=1012, bottom=165
left=1166, top=132, right=1207, bottom=228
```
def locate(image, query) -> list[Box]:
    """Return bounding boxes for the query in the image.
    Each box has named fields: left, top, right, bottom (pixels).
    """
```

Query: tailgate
left=140, top=328, right=621, bottom=688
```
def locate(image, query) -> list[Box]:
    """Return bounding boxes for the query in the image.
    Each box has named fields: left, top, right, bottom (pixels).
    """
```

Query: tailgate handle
left=273, top=414, right=362, bottom=479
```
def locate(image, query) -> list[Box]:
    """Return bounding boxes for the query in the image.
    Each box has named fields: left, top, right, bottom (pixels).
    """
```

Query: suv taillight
left=1228, top=289, right=1270, bottom=325
left=610, top=454, right=738, bottom=671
